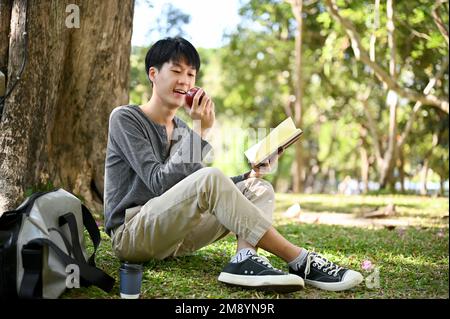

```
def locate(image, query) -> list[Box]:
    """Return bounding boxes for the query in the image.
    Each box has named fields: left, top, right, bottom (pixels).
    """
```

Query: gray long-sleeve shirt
left=103, top=105, right=249, bottom=235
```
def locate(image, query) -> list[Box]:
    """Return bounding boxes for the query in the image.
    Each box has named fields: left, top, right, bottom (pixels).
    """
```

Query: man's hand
left=249, top=148, right=284, bottom=178
left=185, top=88, right=215, bottom=138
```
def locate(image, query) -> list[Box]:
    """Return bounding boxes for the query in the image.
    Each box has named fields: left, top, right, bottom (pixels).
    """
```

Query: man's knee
left=245, top=177, right=275, bottom=199
left=258, top=178, right=275, bottom=195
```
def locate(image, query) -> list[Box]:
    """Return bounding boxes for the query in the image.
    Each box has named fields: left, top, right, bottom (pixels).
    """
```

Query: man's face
left=149, top=59, right=197, bottom=108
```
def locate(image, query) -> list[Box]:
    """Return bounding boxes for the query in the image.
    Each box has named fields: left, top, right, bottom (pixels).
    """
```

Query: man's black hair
left=144, top=37, right=201, bottom=80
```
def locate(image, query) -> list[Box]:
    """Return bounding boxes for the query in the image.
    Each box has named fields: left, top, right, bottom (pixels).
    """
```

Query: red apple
left=185, top=87, right=205, bottom=108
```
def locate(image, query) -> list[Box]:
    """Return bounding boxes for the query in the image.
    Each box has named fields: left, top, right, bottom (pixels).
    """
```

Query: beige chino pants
left=111, top=167, right=275, bottom=262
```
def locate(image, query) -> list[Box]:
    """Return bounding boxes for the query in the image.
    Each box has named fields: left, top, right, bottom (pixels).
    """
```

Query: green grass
left=63, top=194, right=449, bottom=299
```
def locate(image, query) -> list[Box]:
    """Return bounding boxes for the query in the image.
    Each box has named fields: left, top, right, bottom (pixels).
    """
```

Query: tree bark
left=0, top=0, right=13, bottom=117
left=0, top=0, right=134, bottom=214
left=0, top=0, right=12, bottom=75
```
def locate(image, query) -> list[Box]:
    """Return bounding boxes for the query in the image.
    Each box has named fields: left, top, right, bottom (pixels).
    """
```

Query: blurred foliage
left=154, top=3, right=191, bottom=38
left=129, top=46, right=151, bottom=106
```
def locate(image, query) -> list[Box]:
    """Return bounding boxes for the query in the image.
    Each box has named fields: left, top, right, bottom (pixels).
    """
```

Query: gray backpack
left=0, top=188, right=115, bottom=299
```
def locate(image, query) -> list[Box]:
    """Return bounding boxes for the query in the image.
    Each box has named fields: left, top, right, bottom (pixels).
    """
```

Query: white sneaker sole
left=218, top=272, right=304, bottom=293
left=306, top=270, right=364, bottom=291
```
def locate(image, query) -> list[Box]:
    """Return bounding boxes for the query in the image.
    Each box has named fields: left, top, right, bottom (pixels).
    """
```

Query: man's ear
left=148, top=66, right=158, bottom=83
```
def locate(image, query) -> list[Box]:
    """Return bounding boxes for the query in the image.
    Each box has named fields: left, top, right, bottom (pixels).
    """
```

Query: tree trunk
left=0, top=0, right=134, bottom=214
left=292, top=145, right=304, bottom=193
left=439, top=177, right=444, bottom=197
left=359, top=141, right=369, bottom=194
left=419, top=159, right=429, bottom=196
left=379, top=0, right=399, bottom=191
left=329, top=169, right=337, bottom=193
left=378, top=94, right=398, bottom=189
left=319, top=166, right=329, bottom=193
left=398, top=147, right=405, bottom=193
left=289, top=0, right=305, bottom=193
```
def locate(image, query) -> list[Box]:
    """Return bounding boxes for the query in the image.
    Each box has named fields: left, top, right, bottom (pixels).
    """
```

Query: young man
left=104, top=37, right=363, bottom=293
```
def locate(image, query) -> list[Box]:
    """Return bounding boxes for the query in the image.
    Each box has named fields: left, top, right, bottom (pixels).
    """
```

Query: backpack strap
left=81, top=205, right=101, bottom=266
left=58, top=212, right=85, bottom=263
left=58, top=205, right=101, bottom=267
left=56, top=205, right=112, bottom=289
left=19, top=243, right=44, bottom=298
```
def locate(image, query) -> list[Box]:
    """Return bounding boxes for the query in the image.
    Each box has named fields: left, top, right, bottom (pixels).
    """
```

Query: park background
left=0, top=0, right=448, bottom=299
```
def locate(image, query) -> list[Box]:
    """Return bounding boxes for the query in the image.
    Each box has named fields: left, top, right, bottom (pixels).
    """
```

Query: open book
left=244, top=117, right=303, bottom=168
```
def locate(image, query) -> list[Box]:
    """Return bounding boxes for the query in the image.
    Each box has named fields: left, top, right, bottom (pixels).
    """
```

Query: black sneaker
left=218, top=254, right=304, bottom=293
left=289, top=252, right=363, bottom=291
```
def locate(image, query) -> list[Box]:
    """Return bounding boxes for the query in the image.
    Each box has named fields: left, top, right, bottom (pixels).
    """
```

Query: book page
left=244, top=117, right=302, bottom=165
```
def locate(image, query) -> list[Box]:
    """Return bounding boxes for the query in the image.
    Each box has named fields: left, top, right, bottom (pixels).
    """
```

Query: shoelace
left=252, top=255, right=282, bottom=272
left=303, top=253, right=342, bottom=279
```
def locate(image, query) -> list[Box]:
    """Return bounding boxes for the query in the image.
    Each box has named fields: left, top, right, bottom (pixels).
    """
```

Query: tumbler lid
left=121, top=262, right=143, bottom=272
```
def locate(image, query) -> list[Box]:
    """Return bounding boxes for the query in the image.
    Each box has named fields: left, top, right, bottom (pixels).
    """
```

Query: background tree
left=287, top=0, right=306, bottom=193
left=322, top=0, right=448, bottom=190
left=325, top=0, right=449, bottom=114
left=0, top=0, right=134, bottom=213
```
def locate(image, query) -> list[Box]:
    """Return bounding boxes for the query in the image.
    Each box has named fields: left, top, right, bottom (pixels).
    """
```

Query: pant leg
left=235, top=177, right=275, bottom=223
left=111, top=167, right=272, bottom=262
left=172, top=177, right=275, bottom=257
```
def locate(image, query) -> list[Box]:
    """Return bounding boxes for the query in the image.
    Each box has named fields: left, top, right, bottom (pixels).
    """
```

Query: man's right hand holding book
left=249, top=148, right=284, bottom=178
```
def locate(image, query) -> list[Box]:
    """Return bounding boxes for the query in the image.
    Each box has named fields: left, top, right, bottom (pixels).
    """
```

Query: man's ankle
left=287, top=248, right=309, bottom=271
left=230, top=247, right=256, bottom=263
